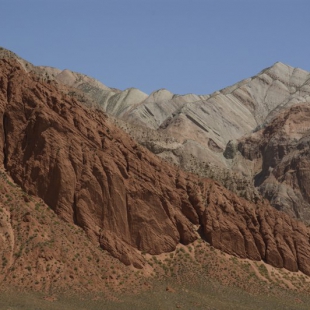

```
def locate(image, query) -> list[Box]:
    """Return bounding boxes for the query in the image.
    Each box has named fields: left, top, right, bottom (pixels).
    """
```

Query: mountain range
left=40, top=54, right=310, bottom=224
left=1, top=47, right=310, bottom=308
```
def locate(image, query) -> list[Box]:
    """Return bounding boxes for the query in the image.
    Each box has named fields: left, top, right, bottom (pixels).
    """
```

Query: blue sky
left=1, top=1, right=310, bottom=95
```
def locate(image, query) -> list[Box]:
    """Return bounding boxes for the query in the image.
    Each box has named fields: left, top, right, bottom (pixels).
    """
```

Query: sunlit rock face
left=39, top=55, right=310, bottom=225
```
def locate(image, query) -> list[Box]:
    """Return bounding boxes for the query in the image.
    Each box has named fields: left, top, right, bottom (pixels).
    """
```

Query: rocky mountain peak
left=1, top=48, right=310, bottom=301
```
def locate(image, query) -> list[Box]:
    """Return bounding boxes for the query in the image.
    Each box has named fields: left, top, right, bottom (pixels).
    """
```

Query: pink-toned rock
left=238, top=104, right=310, bottom=224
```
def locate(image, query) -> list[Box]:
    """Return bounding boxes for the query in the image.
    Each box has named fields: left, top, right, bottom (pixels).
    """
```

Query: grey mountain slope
left=40, top=60, right=310, bottom=171
left=38, top=58, right=310, bottom=164
left=101, top=61, right=310, bottom=220
left=2, top=47, right=309, bottom=138
left=108, top=62, right=310, bottom=174
left=40, top=66, right=149, bottom=117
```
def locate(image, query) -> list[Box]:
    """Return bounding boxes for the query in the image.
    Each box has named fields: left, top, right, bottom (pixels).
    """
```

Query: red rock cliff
left=0, top=57, right=310, bottom=275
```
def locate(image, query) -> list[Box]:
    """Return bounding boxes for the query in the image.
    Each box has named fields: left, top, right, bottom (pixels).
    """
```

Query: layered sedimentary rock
left=0, top=58, right=199, bottom=267
left=0, top=54, right=310, bottom=276
left=40, top=58, right=310, bottom=223
left=235, top=104, right=310, bottom=224
left=203, top=180, right=310, bottom=275
left=42, top=61, right=310, bottom=169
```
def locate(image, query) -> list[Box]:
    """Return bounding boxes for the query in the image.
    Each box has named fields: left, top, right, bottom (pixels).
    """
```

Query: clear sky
left=1, top=0, right=310, bottom=95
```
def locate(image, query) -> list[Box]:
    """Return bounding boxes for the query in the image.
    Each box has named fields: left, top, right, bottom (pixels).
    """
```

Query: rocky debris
left=165, top=285, right=175, bottom=293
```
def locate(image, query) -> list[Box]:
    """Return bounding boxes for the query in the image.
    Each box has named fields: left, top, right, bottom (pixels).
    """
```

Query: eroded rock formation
left=0, top=57, right=205, bottom=268
left=237, top=104, right=310, bottom=224
left=0, top=55, right=310, bottom=276
left=203, top=180, right=310, bottom=275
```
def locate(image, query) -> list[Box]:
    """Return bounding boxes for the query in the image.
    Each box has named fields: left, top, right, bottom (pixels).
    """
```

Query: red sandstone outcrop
left=0, top=57, right=204, bottom=267
left=0, top=56, right=310, bottom=276
left=203, top=180, right=310, bottom=275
